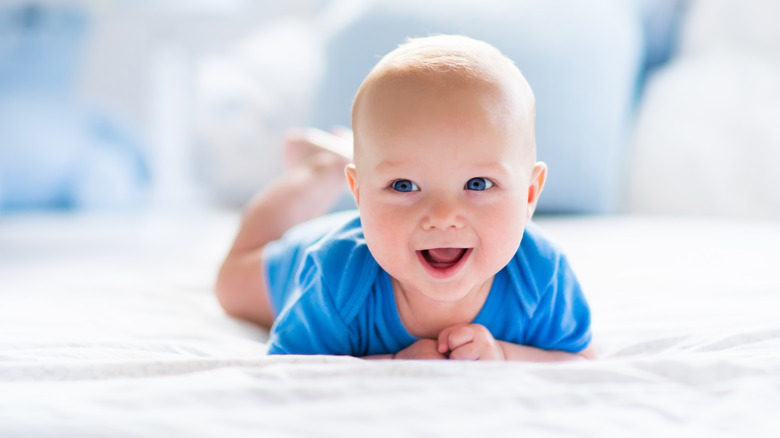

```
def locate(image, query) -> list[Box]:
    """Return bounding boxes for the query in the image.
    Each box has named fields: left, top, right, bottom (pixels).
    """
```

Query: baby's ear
left=526, top=162, right=547, bottom=220
left=345, top=164, right=360, bottom=206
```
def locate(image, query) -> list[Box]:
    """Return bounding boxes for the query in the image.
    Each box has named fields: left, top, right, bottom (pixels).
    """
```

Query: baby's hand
left=437, top=324, right=505, bottom=360
left=394, top=339, right=448, bottom=360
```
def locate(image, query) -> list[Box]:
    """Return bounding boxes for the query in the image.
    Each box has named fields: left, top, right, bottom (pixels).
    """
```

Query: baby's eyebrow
left=376, top=159, right=509, bottom=170
left=374, top=160, right=403, bottom=169
left=373, top=160, right=410, bottom=174
left=469, top=162, right=513, bottom=176
left=372, top=161, right=514, bottom=180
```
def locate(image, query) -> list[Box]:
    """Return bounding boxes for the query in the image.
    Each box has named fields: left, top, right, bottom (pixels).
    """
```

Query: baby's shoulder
left=502, top=222, right=571, bottom=313
left=305, top=210, right=371, bottom=272
left=302, top=212, right=379, bottom=321
left=516, top=222, right=566, bottom=269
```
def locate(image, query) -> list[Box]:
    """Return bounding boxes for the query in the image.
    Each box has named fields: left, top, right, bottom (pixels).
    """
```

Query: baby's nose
left=422, top=198, right=465, bottom=230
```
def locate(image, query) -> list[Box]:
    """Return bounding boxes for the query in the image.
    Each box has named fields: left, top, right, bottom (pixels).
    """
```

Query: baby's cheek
left=363, top=221, right=404, bottom=270
left=485, top=212, right=525, bottom=259
left=484, top=231, right=521, bottom=271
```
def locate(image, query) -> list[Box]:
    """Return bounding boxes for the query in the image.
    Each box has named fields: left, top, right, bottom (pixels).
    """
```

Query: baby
left=216, top=35, right=594, bottom=361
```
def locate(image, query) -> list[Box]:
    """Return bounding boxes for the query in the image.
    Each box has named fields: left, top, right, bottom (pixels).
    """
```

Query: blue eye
left=391, top=179, right=420, bottom=192
left=465, top=177, right=494, bottom=191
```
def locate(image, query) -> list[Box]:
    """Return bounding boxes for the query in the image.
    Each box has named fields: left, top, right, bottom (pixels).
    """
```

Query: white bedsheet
left=1, top=209, right=779, bottom=437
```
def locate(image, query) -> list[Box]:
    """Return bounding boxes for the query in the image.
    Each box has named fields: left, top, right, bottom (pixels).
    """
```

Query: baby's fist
left=395, top=338, right=448, bottom=360
left=437, top=324, right=505, bottom=361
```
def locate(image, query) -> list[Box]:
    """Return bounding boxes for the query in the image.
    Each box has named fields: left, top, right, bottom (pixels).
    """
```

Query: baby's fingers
left=437, top=324, right=474, bottom=354
left=448, top=342, right=481, bottom=361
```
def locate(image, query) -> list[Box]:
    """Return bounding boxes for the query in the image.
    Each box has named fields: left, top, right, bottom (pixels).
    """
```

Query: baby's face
left=347, top=73, right=544, bottom=303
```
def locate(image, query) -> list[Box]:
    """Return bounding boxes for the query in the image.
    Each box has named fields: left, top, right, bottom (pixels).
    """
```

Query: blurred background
left=1, top=0, right=778, bottom=218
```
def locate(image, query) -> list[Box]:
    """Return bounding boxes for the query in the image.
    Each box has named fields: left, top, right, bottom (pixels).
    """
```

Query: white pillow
left=680, top=0, right=780, bottom=59
left=627, top=0, right=780, bottom=219
left=627, top=50, right=780, bottom=219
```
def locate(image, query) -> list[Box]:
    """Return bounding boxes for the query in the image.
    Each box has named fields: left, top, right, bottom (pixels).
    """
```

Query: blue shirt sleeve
left=264, top=210, right=359, bottom=315
left=523, top=254, right=592, bottom=353
left=265, top=211, right=378, bottom=356
left=266, top=257, right=356, bottom=355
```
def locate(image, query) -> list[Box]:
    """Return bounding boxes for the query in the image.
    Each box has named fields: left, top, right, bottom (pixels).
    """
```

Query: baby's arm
left=437, top=324, right=596, bottom=361
left=495, top=341, right=597, bottom=361
left=398, top=339, right=449, bottom=360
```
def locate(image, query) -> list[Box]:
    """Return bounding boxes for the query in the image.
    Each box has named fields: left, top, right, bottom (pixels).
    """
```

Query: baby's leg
left=284, top=127, right=353, bottom=169
left=215, top=129, right=352, bottom=329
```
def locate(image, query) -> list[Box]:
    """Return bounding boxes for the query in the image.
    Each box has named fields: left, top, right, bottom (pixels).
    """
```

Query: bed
left=2, top=209, right=779, bottom=437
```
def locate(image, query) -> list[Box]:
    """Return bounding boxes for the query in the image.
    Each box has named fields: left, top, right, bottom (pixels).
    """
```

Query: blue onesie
left=263, top=210, right=591, bottom=356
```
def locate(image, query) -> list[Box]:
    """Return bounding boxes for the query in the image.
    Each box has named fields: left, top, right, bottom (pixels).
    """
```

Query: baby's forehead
left=358, top=81, right=534, bottom=161
left=357, top=67, right=534, bottom=143
left=355, top=42, right=534, bottom=124
left=352, top=36, right=537, bottom=162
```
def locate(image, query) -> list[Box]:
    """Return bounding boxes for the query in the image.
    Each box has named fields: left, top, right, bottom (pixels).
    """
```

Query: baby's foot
left=284, top=127, right=353, bottom=169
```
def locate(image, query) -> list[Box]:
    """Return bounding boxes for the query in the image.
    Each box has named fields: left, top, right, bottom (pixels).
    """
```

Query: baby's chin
left=389, top=268, right=494, bottom=304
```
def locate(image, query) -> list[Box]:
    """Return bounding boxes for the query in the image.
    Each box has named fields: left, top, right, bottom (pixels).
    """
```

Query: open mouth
left=417, top=247, right=471, bottom=278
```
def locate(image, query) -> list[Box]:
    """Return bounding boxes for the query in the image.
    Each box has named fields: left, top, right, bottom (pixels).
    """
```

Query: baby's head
left=352, top=34, right=538, bottom=170
left=346, top=35, right=547, bottom=302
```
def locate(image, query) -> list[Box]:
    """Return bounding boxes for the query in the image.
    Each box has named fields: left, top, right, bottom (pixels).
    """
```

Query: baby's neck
left=391, top=276, right=494, bottom=339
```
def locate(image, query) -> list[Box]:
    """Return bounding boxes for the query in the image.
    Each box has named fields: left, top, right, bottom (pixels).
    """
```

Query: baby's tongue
left=427, top=248, right=464, bottom=264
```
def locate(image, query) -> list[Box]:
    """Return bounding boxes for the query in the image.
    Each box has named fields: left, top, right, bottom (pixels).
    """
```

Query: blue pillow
left=0, top=2, right=148, bottom=211
left=0, top=97, right=149, bottom=211
left=309, top=0, right=645, bottom=213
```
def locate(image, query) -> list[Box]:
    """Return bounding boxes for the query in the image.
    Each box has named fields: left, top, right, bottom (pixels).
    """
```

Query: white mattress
left=1, top=209, right=779, bottom=437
